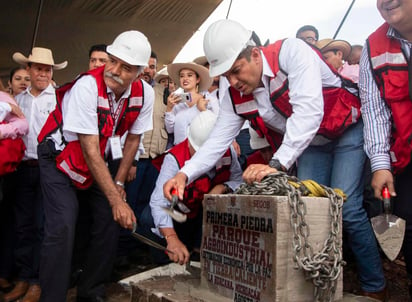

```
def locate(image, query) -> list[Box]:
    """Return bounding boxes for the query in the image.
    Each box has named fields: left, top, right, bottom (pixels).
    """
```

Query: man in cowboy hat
left=36, top=30, right=154, bottom=302
left=2, top=47, right=67, bottom=302
left=317, top=38, right=360, bottom=83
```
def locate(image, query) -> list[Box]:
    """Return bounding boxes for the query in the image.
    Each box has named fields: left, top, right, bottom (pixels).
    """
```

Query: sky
left=174, top=0, right=384, bottom=62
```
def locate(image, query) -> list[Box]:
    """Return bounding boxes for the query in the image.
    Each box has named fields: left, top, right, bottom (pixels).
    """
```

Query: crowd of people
left=0, top=0, right=410, bottom=301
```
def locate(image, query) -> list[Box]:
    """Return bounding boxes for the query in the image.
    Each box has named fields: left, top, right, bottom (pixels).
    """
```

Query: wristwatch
left=115, top=180, right=125, bottom=188
left=268, top=158, right=286, bottom=172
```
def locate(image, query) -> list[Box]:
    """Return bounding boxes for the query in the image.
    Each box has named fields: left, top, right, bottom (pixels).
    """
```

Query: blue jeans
left=297, top=121, right=385, bottom=292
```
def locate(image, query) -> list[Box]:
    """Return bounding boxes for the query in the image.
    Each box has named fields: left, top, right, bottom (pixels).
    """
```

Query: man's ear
left=337, top=50, right=344, bottom=60
left=251, top=47, right=261, bottom=61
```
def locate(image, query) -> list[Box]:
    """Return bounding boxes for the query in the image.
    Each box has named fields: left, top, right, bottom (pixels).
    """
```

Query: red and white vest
left=229, top=40, right=361, bottom=152
left=167, top=139, right=232, bottom=219
left=367, top=23, right=412, bottom=173
left=0, top=127, right=26, bottom=176
left=38, top=66, right=145, bottom=188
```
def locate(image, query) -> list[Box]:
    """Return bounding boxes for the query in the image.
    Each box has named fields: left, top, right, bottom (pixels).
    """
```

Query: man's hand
left=115, top=184, right=127, bottom=201
left=127, top=166, right=137, bottom=182
left=111, top=200, right=136, bottom=230
left=165, top=234, right=190, bottom=265
left=371, top=169, right=396, bottom=199
left=243, top=163, right=277, bottom=184
left=9, top=103, right=25, bottom=118
left=163, top=172, right=187, bottom=201
left=231, top=140, right=241, bottom=157
left=196, top=96, right=209, bottom=112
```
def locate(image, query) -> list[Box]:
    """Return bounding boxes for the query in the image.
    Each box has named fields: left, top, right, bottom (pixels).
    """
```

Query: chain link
left=235, top=172, right=344, bottom=301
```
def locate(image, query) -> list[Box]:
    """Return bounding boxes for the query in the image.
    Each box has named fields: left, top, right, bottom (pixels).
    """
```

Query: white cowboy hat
left=167, top=62, right=212, bottom=92
left=316, top=39, right=352, bottom=61
left=154, top=66, right=169, bottom=83
left=12, top=47, right=68, bottom=70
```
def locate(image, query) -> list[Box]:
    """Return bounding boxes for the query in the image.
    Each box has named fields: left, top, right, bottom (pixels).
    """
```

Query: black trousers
left=0, top=175, right=16, bottom=280
left=13, top=163, right=43, bottom=283
left=38, top=141, right=119, bottom=302
left=393, top=162, right=412, bottom=277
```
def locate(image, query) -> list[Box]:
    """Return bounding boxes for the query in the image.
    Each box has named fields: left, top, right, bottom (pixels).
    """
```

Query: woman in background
left=165, top=62, right=219, bottom=146
left=8, top=67, right=30, bottom=96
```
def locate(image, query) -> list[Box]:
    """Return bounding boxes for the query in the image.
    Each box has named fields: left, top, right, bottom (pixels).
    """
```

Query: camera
left=173, top=88, right=192, bottom=103
left=179, top=92, right=192, bottom=103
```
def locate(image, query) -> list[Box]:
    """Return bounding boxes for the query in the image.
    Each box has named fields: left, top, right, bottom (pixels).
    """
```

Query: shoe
left=21, top=284, right=41, bottom=302
left=360, top=286, right=387, bottom=301
left=3, top=281, right=29, bottom=302
left=0, top=278, right=12, bottom=292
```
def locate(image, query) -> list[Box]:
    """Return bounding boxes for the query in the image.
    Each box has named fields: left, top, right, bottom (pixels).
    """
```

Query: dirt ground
left=343, top=253, right=410, bottom=301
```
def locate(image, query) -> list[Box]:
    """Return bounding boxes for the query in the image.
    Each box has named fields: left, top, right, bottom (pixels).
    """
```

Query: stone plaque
left=201, top=194, right=342, bottom=302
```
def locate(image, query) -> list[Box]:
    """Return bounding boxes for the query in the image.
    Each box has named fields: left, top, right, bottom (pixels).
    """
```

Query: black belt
left=21, top=159, right=39, bottom=167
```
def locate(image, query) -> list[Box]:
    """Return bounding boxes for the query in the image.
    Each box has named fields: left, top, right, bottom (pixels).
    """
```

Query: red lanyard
left=107, top=93, right=126, bottom=134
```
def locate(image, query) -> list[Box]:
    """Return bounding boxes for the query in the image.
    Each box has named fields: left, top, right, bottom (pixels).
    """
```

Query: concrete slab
left=120, top=263, right=378, bottom=302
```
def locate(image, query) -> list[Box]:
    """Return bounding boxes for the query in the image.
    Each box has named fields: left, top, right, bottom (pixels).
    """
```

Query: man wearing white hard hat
left=37, top=30, right=154, bottom=301
left=140, top=110, right=242, bottom=265
left=164, top=19, right=385, bottom=297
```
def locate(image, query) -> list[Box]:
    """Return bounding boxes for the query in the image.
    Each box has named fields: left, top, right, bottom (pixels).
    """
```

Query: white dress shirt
left=16, top=84, right=56, bottom=159
left=50, top=75, right=154, bottom=151
left=150, top=145, right=242, bottom=237
left=164, top=92, right=220, bottom=145
left=180, top=38, right=342, bottom=183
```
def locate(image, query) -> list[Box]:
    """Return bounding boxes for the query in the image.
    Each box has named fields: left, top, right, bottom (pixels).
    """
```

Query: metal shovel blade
left=371, top=213, right=405, bottom=261
left=162, top=207, right=187, bottom=223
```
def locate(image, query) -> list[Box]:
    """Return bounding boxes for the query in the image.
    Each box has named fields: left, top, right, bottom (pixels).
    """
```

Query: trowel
left=162, top=188, right=189, bottom=223
left=371, top=187, right=406, bottom=261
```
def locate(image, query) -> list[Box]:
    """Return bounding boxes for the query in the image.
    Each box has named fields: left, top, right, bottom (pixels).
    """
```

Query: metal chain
left=235, top=172, right=344, bottom=302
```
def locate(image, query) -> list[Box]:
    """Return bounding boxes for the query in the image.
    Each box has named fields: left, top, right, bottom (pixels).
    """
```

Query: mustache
left=105, top=72, right=124, bottom=85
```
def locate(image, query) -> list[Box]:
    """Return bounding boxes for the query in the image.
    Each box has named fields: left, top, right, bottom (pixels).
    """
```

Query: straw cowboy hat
left=154, top=66, right=169, bottom=83
left=167, top=62, right=212, bottom=92
left=12, top=47, right=68, bottom=70
left=316, top=39, right=352, bottom=61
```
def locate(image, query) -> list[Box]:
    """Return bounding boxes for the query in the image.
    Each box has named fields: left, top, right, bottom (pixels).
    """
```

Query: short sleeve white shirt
left=50, top=75, right=154, bottom=150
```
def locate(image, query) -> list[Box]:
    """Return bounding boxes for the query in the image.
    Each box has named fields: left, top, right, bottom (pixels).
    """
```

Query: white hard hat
left=187, top=111, right=217, bottom=151
left=107, top=30, right=151, bottom=66
left=249, top=127, right=269, bottom=150
left=203, top=19, right=254, bottom=77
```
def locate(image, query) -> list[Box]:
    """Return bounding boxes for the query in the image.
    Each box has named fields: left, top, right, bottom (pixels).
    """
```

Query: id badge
left=109, top=136, right=123, bottom=160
